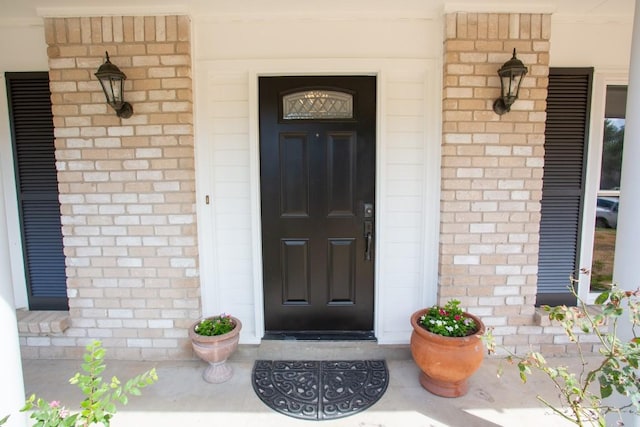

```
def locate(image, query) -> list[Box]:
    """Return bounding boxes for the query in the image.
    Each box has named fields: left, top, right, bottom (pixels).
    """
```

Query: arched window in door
left=282, top=90, right=353, bottom=120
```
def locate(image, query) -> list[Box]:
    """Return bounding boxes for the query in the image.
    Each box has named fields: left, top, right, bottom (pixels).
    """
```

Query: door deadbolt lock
left=364, top=203, right=374, bottom=218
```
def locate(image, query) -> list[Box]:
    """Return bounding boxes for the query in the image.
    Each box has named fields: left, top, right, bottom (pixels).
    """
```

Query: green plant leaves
left=487, top=284, right=640, bottom=425
left=517, top=361, right=531, bottom=383
left=594, top=291, right=610, bottom=305
left=418, top=300, right=479, bottom=337
left=194, top=314, right=235, bottom=336
left=20, top=340, right=158, bottom=427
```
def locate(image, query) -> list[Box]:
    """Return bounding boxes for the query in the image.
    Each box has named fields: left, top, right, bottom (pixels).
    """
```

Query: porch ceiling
left=0, top=0, right=634, bottom=22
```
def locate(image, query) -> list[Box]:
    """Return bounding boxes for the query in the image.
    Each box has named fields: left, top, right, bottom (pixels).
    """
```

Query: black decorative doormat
left=252, top=360, right=389, bottom=421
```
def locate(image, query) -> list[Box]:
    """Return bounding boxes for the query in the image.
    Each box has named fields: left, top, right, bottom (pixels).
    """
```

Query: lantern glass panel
left=99, top=76, right=125, bottom=109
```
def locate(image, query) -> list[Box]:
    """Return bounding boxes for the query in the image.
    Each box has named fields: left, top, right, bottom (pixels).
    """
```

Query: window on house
left=590, top=85, right=625, bottom=292
left=282, top=90, right=354, bottom=120
left=5, top=72, right=68, bottom=310
left=537, top=68, right=593, bottom=306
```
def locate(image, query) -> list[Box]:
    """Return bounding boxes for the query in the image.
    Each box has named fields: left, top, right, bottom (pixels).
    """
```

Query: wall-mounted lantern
left=94, top=51, right=133, bottom=119
left=493, top=48, right=528, bottom=115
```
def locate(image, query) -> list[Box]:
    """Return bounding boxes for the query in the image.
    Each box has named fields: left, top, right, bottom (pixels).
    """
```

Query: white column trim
left=608, top=2, right=639, bottom=425
left=613, top=4, right=640, bottom=297
left=0, top=77, right=29, bottom=309
left=0, top=127, right=27, bottom=426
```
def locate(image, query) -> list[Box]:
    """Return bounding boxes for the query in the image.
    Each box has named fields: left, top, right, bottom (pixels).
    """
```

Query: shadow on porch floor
left=21, top=341, right=583, bottom=427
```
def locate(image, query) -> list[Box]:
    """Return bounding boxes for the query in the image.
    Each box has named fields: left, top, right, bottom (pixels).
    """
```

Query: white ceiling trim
left=29, top=2, right=636, bottom=24
left=193, top=13, right=437, bottom=24
left=443, top=2, right=557, bottom=14
left=35, top=1, right=441, bottom=21
left=443, top=2, right=634, bottom=24
left=0, top=18, right=44, bottom=28
left=36, top=5, right=189, bottom=18
left=552, top=13, right=634, bottom=24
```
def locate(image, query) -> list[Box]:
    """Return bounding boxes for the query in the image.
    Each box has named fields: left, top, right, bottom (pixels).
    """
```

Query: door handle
left=364, top=220, right=373, bottom=261
left=365, top=232, right=372, bottom=261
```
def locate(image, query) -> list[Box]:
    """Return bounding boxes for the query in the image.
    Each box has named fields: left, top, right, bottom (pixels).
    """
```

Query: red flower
left=454, top=315, right=461, bottom=321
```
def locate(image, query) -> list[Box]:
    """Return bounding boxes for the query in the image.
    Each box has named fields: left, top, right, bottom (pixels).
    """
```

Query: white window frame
left=578, top=70, right=628, bottom=304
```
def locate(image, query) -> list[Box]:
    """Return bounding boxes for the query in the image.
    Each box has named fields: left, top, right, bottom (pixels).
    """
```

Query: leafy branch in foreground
left=485, top=285, right=639, bottom=426
left=22, top=340, right=158, bottom=427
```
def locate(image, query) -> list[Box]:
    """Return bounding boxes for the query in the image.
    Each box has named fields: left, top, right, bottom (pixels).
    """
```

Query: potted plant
left=410, top=299, right=486, bottom=397
left=189, top=313, right=242, bottom=383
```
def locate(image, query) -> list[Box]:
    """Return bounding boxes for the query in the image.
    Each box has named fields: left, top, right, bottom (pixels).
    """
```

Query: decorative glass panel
left=283, top=90, right=353, bottom=120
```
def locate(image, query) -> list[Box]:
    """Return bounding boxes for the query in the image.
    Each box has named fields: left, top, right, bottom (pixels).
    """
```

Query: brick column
left=440, top=13, right=550, bottom=349
left=39, top=16, right=198, bottom=360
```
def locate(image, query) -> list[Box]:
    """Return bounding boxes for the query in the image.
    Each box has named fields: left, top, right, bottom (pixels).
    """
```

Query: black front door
left=259, top=76, right=376, bottom=334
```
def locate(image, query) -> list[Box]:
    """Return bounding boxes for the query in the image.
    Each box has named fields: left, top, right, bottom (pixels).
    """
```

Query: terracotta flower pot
left=409, top=309, right=485, bottom=397
left=189, top=316, right=242, bottom=383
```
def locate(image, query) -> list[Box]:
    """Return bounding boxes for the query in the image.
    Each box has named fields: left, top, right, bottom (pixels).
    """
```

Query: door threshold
left=263, top=331, right=376, bottom=341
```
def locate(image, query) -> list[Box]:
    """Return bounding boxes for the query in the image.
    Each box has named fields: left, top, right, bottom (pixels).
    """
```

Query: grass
left=590, top=227, right=617, bottom=291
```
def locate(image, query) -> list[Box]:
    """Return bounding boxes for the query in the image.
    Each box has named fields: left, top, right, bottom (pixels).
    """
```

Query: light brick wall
left=440, top=13, right=550, bottom=353
left=20, top=16, right=199, bottom=360
left=16, top=12, right=597, bottom=359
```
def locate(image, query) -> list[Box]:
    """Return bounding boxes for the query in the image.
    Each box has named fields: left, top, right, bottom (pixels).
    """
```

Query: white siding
left=192, top=10, right=443, bottom=344
left=195, top=60, right=441, bottom=344
left=380, top=70, right=439, bottom=342
left=194, top=18, right=440, bottom=61
left=196, top=71, right=256, bottom=334
left=551, top=18, right=632, bottom=69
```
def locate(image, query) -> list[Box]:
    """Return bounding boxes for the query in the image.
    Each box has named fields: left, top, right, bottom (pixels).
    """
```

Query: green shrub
left=22, top=340, right=157, bottom=427
left=486, top=285, right=639, bottom=426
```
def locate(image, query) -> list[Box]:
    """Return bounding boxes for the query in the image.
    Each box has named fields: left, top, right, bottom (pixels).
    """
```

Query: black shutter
left=537, top=68, right=593, bottom=306
left=6, top=72, right=68, bottom=310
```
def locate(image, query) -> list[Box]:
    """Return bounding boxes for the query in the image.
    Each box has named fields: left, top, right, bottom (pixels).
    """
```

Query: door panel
left=328, top=239, right=356, bottom=304
left=282, top=239, right=310, bottom=304
left=327, top=132, right=356, bottom=216
left=259, top=76, right=376, bottom=334
left=280, top=133, right=310, bottom=217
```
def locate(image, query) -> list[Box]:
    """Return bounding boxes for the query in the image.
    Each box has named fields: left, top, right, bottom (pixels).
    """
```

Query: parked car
left=596, top=197, right=619, bottom=228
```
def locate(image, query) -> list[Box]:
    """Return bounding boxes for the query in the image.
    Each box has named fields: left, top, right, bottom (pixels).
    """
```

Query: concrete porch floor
left=21, top=341, right=586, bottom=427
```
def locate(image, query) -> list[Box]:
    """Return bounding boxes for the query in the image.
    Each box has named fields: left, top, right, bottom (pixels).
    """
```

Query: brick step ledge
left=17, top=309, right=70, bottom=336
